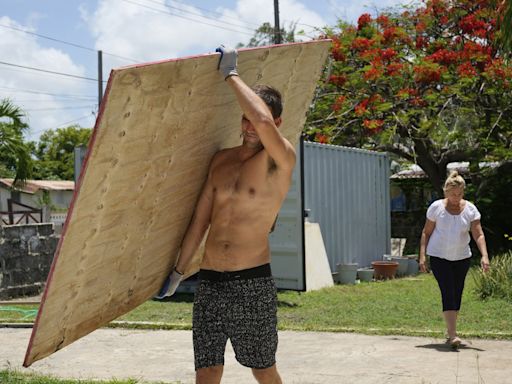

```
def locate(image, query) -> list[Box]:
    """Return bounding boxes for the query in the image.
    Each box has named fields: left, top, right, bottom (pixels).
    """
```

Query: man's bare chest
left=211, top=157, right=276, bottom=198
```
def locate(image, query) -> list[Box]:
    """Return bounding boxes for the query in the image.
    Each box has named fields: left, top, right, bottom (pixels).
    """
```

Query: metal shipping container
left=270, top=141, right=390, bottom=290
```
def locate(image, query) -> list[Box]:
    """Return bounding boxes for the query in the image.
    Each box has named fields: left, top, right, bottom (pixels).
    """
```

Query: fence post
left=7, top=199, right=14, bottom=225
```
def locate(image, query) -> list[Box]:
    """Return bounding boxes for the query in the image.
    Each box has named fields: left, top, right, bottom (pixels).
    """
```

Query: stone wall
left=0, top=223, right=59, bottom=300
left=391, top=210, right=426, bottom=255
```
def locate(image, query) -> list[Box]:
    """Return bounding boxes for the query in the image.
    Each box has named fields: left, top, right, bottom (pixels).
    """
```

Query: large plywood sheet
left=24, top=41, right=331, bottom=366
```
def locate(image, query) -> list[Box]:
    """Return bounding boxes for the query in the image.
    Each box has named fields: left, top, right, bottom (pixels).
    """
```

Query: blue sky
left=0, top=0, right=407, bottom=142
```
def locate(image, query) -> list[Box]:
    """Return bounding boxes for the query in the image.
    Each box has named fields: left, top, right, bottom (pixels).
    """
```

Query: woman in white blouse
left=419, top=171, right=490, bottom=348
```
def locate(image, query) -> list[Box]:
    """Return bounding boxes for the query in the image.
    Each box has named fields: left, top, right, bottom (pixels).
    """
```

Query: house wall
left=0, top=223, right=58, bottom=299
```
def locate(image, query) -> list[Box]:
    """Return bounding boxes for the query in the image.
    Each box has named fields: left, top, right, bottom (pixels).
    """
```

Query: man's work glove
left=154, top=268, right=183, bottom=299
left=216, top=44, right=238, bottom=80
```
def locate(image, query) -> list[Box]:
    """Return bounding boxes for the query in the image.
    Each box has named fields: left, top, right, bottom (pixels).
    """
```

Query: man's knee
left=196, top=365, right=223, bottom=384
left=251, top=364, right=282, bottom=384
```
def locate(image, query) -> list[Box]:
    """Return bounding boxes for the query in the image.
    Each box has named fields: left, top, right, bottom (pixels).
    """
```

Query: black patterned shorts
left=192, top=264, right=278, bottom=370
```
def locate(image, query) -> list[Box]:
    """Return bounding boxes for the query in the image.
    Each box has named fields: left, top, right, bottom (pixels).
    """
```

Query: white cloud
left=0, top=16, right=96, bottom=141
left=84, top=0, right=329, bottom=68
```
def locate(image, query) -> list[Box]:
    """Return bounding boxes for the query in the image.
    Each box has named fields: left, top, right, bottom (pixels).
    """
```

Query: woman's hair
left=443, top=170, right=466, bottom=191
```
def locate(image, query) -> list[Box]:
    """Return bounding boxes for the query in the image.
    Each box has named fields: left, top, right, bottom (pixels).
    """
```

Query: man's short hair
left=252, top=85, right=283, bottom=118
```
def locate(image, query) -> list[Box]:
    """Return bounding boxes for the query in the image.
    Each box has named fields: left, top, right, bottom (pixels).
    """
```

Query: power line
left=31, top=113, right=95, bottom=135
left=120, top=0, right=254, bottom=36
left=0, top=60, right=104, bottom=82
left=171, top=0, right=262, bottom=28
left=141, top=0, right=256, bottom=30
left=0, top=86, right=96, bottom=100
left=24, top=105, right=97, bottom=112
left=0, top=23, right=140, bottom=63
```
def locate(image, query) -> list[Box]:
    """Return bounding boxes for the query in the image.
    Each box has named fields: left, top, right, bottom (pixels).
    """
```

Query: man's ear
left=274, top=117, right=282, bottom=128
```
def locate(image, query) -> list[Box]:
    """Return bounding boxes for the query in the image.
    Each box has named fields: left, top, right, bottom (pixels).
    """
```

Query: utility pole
left=274, top=0, right=281, bottom=44
left=98, top=50, right=103, bottom=108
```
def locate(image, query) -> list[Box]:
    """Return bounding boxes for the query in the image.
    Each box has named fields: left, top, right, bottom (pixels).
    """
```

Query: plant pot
left=336, top=263, right=358, bottom=284
left=371, top=261, right=399, bottom=280
left=357, top=268, right=374, bottom=282
left=405, top=256, right=419, bottom=276
left=390, top=257, right=408, bottom=276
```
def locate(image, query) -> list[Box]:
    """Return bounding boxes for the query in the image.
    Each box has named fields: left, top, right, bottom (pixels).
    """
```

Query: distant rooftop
left=391, top=162, right=499, bottom=180
left=0, top=179, right=75, bottom=194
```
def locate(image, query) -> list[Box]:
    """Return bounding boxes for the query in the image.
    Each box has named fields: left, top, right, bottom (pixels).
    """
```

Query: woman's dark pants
left=430, top=256, right=471, bottom=311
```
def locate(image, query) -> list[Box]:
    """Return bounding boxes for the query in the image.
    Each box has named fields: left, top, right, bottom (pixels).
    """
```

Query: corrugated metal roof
left=390, top=162, right=499, bottom=180
left=0, top=179, right=75, bottom=194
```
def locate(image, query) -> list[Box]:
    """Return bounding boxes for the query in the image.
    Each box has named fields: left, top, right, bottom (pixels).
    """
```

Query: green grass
left=2, top=271, right=511, bottom=339
left=0, top=370, right=180, bottom=384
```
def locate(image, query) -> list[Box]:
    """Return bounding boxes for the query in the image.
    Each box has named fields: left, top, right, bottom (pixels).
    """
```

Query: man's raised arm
left=217, top=45, right=296, bottom=171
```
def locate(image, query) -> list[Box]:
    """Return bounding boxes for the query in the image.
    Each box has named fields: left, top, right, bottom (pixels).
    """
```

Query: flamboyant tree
left=306, top=0, right=512, bottom=195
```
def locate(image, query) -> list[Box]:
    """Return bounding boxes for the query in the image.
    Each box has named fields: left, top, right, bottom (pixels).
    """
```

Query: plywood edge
left=23, top=69, right=120, bottom=367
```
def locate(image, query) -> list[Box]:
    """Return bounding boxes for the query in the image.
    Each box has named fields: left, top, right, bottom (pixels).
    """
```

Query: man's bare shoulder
left=208, top=147, right=239, bottom=169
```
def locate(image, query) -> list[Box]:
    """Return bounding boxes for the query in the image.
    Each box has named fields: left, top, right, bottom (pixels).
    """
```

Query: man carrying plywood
left=156, top=45, right=295, bottom=384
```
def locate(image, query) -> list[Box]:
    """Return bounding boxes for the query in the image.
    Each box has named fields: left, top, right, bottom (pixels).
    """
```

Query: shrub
left=471, top=251, right=512, bottom=300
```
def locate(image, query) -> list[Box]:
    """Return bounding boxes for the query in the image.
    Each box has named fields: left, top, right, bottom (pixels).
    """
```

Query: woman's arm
left=471, top=219, right=490, bottom=272
left=419, top=219, right=435, bottom=272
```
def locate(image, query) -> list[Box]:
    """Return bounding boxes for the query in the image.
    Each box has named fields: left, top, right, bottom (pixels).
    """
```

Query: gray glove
left=154, top=269, right=183, bottom=299
left=216, top=44, right=238, bottom=80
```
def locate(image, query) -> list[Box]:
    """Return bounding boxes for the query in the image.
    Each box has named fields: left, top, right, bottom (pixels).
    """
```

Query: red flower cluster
left=427, top=49, right=459, bottom=65
left=383, top=27, right=398, bottom=44
left=414, top=64, right=443, bottom=84
left=329, top=74, right=347, bottom=87
left=332, top=95, right=347, bottom=112
left=427, top=0, right=448, bottom=16
left=376, top=15, right=390, bottom=28
left=363, top=119, right=384, bottom=132
left=351, top=37, right=374, bottom=51
left=457, top=62, right=477, bottom=77
left=416, top=36, right=428, bottom=49
left=410, top=97, right=427, bottom=107
left=484, top=59, right=510, bottom=81
left=358, top=13, right=372, bottom=30
left=363, top=66, right=382, bottom=81
left=460, top=41, right=491, bottom=63
left=397, top=88, right=418, bottom=98
left=360, top=48, right=381, bottom=62
left=459, top=14, right=489, bottom=37
left=332, top=95, right=347, bottom=111
left=381, top=48, right=397, bottom=61
left=415, top=21, right=427, bottom=33
left=331, top=38, right=346, bottom=62
left=397, top=88, right=425, bottom=106
left=355, top=94, right=382, bottom=115
left=386, top=62, right=404, bottom=76
left=315, top=133, right=329, bottom=144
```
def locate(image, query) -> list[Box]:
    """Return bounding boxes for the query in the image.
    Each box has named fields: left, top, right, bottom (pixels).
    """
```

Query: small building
left=0, top=179, right=74, bottom=228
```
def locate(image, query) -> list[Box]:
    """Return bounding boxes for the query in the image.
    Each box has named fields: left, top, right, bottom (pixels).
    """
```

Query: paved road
left=1, top=328, right=511, bottom=384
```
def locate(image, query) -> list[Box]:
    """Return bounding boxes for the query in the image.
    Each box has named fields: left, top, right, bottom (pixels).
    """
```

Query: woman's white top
left=426, top=199, right=481, bottom=261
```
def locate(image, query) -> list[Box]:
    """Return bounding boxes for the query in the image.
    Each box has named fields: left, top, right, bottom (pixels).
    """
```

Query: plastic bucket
left=336, top=263, right=358, bottom=284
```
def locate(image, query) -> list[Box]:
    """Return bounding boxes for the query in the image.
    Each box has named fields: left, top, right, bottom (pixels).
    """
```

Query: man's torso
left=201, top=146, right=291, bottom=271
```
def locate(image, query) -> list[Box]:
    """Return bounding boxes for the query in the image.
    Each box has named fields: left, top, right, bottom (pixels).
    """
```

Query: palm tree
left=0, top=98, right=32, bottom=183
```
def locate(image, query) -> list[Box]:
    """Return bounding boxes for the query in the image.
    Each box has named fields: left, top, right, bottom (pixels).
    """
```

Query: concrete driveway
left=1, top=328, right=511, bottom=384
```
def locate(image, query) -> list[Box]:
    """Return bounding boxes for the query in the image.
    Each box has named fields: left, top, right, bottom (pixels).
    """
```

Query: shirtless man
left=156, top=45, right=296, bottom=384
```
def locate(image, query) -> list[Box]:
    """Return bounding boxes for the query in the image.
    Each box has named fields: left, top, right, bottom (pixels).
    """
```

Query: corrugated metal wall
left=303, top=142, right=390, bottom=270
left=269, top=142, right=305, bottom=290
